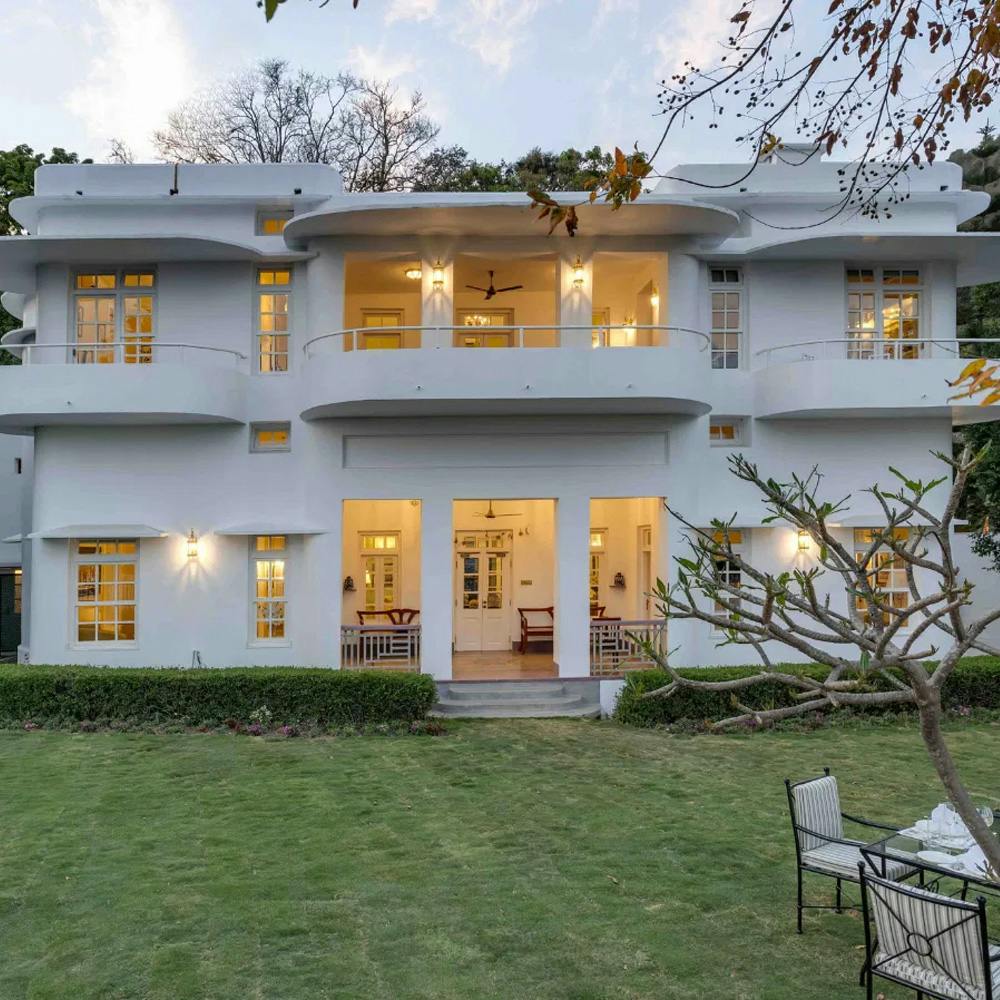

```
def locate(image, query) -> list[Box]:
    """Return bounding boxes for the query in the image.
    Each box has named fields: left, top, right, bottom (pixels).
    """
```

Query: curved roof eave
left=0, top=326, right=34, bottom=349
left=0, top=235, right=314, bottom=293
left=282, top=193, right=740, bottom=241
left=695, top=232, right=1000, bottom=286
left=0, top=292, right=25, bottom=320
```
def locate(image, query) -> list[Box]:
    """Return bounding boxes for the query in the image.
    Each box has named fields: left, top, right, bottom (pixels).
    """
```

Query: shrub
left=614, top=657, right=1000, bottom=727
left=0, top=666, right=437, bottom=727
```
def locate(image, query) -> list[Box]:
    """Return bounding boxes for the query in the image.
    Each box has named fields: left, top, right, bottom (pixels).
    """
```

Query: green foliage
left=411, top=144, right=614, bottom=193
left=614, top=658, right=1000, bottom=727
left=0, top=665, right=437, bottom=726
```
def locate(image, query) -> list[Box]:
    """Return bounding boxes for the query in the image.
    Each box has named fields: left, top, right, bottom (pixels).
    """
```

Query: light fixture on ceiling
left=404, top=266, right=422, bottom=281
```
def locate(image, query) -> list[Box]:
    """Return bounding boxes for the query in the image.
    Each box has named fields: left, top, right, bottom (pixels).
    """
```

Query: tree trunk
left=917, top=695, right=1000, bottom=877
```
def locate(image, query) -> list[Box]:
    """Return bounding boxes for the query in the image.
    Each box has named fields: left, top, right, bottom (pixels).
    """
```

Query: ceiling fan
left=474, top=500, right=523, bottom=520
left=465, top=270, right=524, bottom=301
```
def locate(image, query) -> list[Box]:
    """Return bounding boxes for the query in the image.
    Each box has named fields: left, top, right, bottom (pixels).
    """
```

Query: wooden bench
left=518, top=606, right=554, bottom=654
left=357, top=608, right=420, bottom=625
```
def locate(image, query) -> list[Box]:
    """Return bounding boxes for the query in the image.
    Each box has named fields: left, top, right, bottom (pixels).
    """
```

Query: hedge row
left=614, top=656, right=1000, bottom=727
left=0, top=666, right=437, bottom=726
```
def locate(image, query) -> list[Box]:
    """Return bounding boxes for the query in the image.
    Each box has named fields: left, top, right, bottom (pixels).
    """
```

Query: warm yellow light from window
left=572, top=257, right=585, bottom=289
left=650, top=286, right=660, bottom=308
left=187, top=530, right=199, bottom=560
left=260, top=216, right=288, bottom=235
left=797, top=529, right=810, bottom=552
left=404, top=266, right=423, bottom=281
left=432, top=260, right=445, bottom=291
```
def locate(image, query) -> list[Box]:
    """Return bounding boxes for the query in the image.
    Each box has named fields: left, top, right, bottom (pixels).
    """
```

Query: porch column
left=927, top=260, right=956, bottom=357
left=554, top=493, right=591, bottom=677
left=420, top=256, right=454, bottom=350
left=556, top=251, right=593, bottom=349
left=662, top=504, right=700, bottom=668
left=420, top=496, right=453, bottom=679
left=666, top=252, right=701, bottom=334
left=300, top=519, right=342, bottom=668
left=305, top=240, right=345, bottom=347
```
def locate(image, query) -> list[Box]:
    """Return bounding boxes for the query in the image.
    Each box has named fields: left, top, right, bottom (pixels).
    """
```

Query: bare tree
left=106, top=139, right=135, bottom=164
left=336, top=80, right=439, bottom=192
left=153, top=59, right=438, bottom=191
left=645, top=447, right=1000, bottom=874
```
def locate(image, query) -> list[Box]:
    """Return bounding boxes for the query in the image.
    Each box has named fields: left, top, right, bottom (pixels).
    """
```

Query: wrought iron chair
left=860, top=863, right=1000, bottom=1000
left=786, top=768, right=920, bottom=933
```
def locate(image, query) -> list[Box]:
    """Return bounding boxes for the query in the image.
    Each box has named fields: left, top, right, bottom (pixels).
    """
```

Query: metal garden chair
left=785, top=767, right=920, bottom=933
left=860, top=863, right=1000, bottom=999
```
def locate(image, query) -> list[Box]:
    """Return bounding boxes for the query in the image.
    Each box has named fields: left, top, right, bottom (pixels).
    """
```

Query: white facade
left=1, top=157, right=998, bottom=675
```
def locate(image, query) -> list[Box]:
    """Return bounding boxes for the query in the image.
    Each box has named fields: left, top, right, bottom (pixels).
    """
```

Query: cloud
left=347, top=44, right=420, bottom=82
left=450, top=0, right=543, bottom=74
left=65, top=0, right=200, bottom=160
left=385, top=0, right=438, bottom=24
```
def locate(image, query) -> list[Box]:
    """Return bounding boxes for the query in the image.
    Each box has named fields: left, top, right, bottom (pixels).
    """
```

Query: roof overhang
left=0, top=236, right=313, bottom=293
left=28, top=523, right=168, bottom=539
left=701, top=233, right=1000, bottom=286
left=214, top=522, right=329, bottom=536
left=283, top=193, right=741, bottom=240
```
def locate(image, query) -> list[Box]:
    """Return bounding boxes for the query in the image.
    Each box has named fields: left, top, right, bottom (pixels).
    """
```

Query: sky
left=0, top=0, right=984, bottom=170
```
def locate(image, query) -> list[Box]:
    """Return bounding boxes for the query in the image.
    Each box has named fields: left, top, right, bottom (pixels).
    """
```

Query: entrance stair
left=432, top=680, right=601, bottom=719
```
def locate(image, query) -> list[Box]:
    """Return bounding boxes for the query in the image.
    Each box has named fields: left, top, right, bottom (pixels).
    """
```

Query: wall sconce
left=649, top=285, right=660, bottom=309
left=432, top=260, right=445, bottom=291
left=797, top=529, right=811, bottom=552
left=404, top=266, right=422, bottom=281
left=343, top=575, right=356, bottom=593
left=612, top=572, right=626, bottom=589
left=186, top=530, right=199, bottom=560
left=572, top=256, right=585, bottom=289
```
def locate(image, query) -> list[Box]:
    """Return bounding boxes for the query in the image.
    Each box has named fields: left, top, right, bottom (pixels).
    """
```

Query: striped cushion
left=802, top=841, right=915, bottom=880
left=869, top=877, right=997, bottom=1000
left=792, top=775, right=843, bottom=851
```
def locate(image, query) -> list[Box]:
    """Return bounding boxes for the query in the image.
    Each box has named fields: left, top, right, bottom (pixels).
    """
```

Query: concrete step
left=432, top=680, right=601, bottom=719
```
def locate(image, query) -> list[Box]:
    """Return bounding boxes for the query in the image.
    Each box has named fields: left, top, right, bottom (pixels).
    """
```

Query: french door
left=454, top=530, right=512, bottom=651
left=454, top=310, right=515, bottom=348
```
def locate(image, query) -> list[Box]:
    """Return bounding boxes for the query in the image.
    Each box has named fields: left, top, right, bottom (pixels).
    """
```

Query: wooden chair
left=590, top=604, right=606, bottom=618
left=518, top=606, right=554, bottom=654
left=357, top=609, right=420, bottom=625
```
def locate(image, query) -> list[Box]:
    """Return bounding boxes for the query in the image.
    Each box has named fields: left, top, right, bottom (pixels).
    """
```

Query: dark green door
left=0, top=571, right=21, bottom=654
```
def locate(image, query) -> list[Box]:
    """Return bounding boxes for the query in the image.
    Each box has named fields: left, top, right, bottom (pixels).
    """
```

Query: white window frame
left=255, top=267, right=293, bottom=375
left=853, top=527, right=911, bottom=628
left=711, top=529, right=745, bottom=631
left=250, top=422, right=292, bottom=453
left=70, top=539, right=139, bottom=648
left=359, top=532, right=402, bottom=612
left=845, top=266, right=924, bottom=360
left=256, top=209, right=293, bottom=235
left=71, top=269, right=157, bottom=365
left=708, top=266, right=743, bottom=370
left=589, top=528, right=607, bottom=608
left=709, top=417, right=747, bottom=447
left=249, top=535, right=290, bottom=646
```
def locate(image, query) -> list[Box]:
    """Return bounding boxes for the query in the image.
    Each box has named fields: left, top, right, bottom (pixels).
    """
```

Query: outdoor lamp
left=797, top=529, right=811, bottom=552
left=186, top=530, right=199, bottom=560
left=404, top=266, right=422, bottom=281
left=432, top=260, right=445, bottom=291
left=572, top=256, right=585, bottom=289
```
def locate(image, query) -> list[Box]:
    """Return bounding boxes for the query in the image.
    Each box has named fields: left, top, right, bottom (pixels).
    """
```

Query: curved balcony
left=0, top=342, right=248, bottom=433
left=299, top=325, right=713, bottom=419
left=753, top=339, right=1000, bottom=423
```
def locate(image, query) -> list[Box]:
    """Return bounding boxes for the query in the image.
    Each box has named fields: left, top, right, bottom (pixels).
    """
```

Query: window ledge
left=247, top=639, right=292, bottom=649
left=69, top=642, right=139, bottom=652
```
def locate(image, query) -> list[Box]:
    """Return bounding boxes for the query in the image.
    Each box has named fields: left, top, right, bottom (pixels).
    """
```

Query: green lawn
left=1, top=720, right=997, bottom=999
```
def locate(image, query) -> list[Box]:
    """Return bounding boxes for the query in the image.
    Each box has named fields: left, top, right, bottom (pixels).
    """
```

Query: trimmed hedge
left=0, top=666, right=437, bottom=726
left=614, top=657, right=1000, bottom=727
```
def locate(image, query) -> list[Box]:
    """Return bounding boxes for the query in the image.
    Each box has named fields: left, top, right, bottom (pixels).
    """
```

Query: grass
left=1, top=720, right=998, bottom=999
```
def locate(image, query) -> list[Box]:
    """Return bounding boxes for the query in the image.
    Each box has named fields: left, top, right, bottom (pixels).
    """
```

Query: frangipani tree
left=644, top=447, right=1000, bottom=874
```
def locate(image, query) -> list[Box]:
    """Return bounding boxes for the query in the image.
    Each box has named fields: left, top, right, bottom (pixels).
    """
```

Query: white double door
left=454, top=531, right=512, bottom=652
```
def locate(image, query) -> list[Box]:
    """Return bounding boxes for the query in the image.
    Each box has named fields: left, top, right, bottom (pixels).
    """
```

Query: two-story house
left=0, top=155, right=997, bottom=696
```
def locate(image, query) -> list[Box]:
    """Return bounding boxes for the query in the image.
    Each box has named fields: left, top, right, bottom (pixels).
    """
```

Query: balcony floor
left=452, top=650, right=557, bottom=681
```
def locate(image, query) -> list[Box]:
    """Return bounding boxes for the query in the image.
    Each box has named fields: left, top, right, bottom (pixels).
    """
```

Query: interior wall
left=590, top=497, right=663, bottom=619
left=343, top=256, right=423, bottom=348
left=592, top=255, right=663, bottom=346
left=341, top=499, right=422, bottom=624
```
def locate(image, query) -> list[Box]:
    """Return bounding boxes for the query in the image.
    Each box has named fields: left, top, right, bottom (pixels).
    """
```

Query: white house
left=0, top=154, right=997, bottom=691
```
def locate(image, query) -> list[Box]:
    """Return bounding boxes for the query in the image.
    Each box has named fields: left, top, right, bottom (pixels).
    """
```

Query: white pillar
left=305, top=239, right=344, bottom=351
left=420, top=496, right=453, bottom=679
left=420, top=256, right=454, bottom=349
left=554, top=493, right=591, bottom=677
left=666, top=252, right=701, bottom=333
left=300, top=513, right=342, bottom=667
left=928, top=260, right=957, bottom=357
left=556, top=252, right=593, bottom=348
left=662, top=505, right=700, bottom=668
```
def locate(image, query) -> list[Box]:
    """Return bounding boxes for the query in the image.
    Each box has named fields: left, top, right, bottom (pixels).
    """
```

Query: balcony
left=0, top=342, right=248, bottom=433
left=753, top=339, right=1000, bottom=423
left=299, top=325, right=712, bottom=419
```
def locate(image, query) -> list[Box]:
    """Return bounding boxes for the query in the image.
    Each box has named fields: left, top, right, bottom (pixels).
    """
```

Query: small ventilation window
left=250, top=422, right=291, bottom=453
left=257, top=211, right=293, bottom=235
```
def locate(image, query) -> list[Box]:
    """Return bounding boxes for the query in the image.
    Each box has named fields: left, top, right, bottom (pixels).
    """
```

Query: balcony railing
left=341, top=624, right=421, bottom=671
left=755, top=338, right=1000, bottom=366
left=589, top=619, right=668, bottom=678
left=304, top=325, right=710, bottom=358
left=16, top=342, right=248, bottom=368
